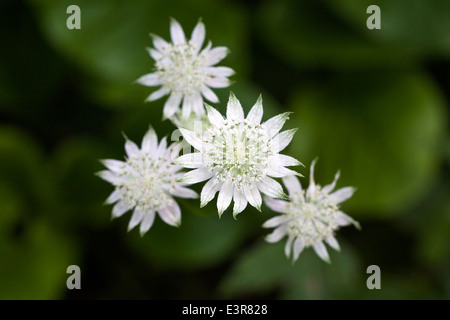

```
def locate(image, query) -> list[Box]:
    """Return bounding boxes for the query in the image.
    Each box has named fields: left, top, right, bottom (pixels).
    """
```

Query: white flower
left=97, top=127, right=197, bottom=236
left=137, top=18, right=234, bottom=120
left=174, top=92, right=302, bottom=218
left=263, top=160, right=360, bottom=263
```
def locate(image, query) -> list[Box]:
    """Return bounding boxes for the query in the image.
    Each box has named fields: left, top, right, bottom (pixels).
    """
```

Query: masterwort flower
left=97, top=127, right=197, bottom=236
left=263, top=160, right=360, bottom=263
left=137, top=18, right=234, bottom=120
left=175, top=92, right=302, bottom=218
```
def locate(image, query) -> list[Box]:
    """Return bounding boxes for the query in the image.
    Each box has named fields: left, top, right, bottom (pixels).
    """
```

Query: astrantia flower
left=175, top=92, right=302, bottom=218
left=97, top=127, right=197, bottom=236
left=263, top=160, right=360, bottom=263
left=137, top=18, right=234, bottom=120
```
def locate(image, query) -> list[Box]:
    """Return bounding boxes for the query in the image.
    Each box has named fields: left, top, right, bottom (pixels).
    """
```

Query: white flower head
left=263, top=159, right=360, bottom=263
left=137, top=18, right=234, bottom=120
left=97, top=127, right=197, bottom=236
left=174, top=92, right=303, bottom=218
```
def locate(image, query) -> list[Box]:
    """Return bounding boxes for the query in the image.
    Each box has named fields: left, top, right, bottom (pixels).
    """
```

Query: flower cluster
left=263, top=160, right=359, bottom=263
left=98, top=18, right=359, bottom=262
left=136, top=19, right=233, bottom=120
left=175, top=93, right=301, bottom=217
left=98, top=128, right=197, bottom=235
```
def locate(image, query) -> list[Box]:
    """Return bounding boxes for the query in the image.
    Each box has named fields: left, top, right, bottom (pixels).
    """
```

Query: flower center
left=117, top=154, right=176, bottom=212
left=286, top=187, right=340, bottom=246
left=156, top=43, right=208, bottom=96
left=203, top=119, right=272, bottom=189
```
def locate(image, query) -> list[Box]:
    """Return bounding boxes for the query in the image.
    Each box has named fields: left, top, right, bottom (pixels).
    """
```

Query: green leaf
left=0, top=0, right=66, bottom=113
left=30, top=0, right=248, bottom=109
left=0, top=220, right=79, bottom=299
left=219, top=239, right=361, bottom=299
left=0, top=184, right=24, bottom=239
left=0, top=127, right=80, bottom=299
left=287, top=72, right=447, bottom=215
left=0, top=126, right=53, bottom=216
left=325, top=0, right=450, bottom=56
left=50, top=137, right=111, bottom=227
left=126, top=199, right=252, bottom=271
left=256, top=0, right=416, bottom=71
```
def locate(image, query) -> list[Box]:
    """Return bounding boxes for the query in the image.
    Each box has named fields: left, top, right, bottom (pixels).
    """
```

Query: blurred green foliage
left=0, top=0, right=449, bottom=299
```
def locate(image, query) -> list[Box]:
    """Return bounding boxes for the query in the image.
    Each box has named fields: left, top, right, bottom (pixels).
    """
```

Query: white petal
left=243, top=184, right=262, bottom=211
left=262, top=112, right=291, bottom=138
left=282, top=175, right=302, bottom=197
left=330, top=187, right=355, bottom=204
left=201, top=85, right=219, bottom=103
left=266, top=164, right=300, bottom=178
left=179, top=167, right=213, bottom=184
left=101, top=159, right=125, bottom=173
left=306, top=160, right=318, bottom=198
left=272, top=154, right=303, bottom=168
left=155, top=136, right=168, bottom=157
left=181, top=94, right=194, bottom=119
left=146, top=87, right=169, bottom=102
left=171, top=186, right=198, bottom=199
left=207, top=46, right=228, bottom=66
left=192, top=92, right=205, bottom=117
left=147, top=48, right=163, bottom=61
left=125, top=139, right=140, bottom=158
left=322, top=171, right=341, bottom=194
left=97, top=170, right=122, bottom=185
left=265, top=226, right=287, bottom=243
left=284, top=236, right=294, bottom=258
left=158, top=201, right=181, bottom=227
left=226, top=92, right=244, bottom=121
left=151, top=34, right=170, bottom=52
left=335, top=212, right=360, bottom=229
left=165, top=143, right=178, bottom=160
left=174, top=153, right=203, bottom=168
left=170, top=142, right=184, bottom=160
left=233, top=188, right=248, bottom=218
left=313, top=242, right=330, bottom=263
left=141, top=127, right=158, bottom=153
left=256, top=177, right=289, bottom=200
left=168, top=201, right=182, bottom=225
left=105, top=189, right=121, bottom=205
left=179, top=128, right=203, bottom=151
left=293, top=238, right=305, bottom=261
left=271, top=128, right=297, bottom=153
left=200, top=178, right=222, bottom=207
left=128, top=208, right=145, bottom=231
left=217, top=180, right=234, bottom=216
left=200, top=40, right=212, bottom=56
left=264, top=198, right=288, bottom=214
left=262, top=215, right=286, bottom=228
left=190, top=20, right=205, bottom=51
left=309, top=158, right=318, bottom=186
left=246, top=95, right=263, bottom=124
left=112, top=201, right=129, bottom=218
left=170, top=18, right=186, bottom=45
left=136, top=72, right=161, bottom=87
left=163, top=93, right=183, bottom=119
left=139, top=211, right=156, bottom=236
left=205, top=77, right=230, bottom=88
left=326, top=235, right=340, bottom=251
left=205, top=104, right=224, bottom=127
left=206, top=66, right=235, bottom=77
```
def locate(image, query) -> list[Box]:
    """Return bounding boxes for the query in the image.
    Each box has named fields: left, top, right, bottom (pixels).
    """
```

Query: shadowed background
left=0, top=0, right=449, bottom=299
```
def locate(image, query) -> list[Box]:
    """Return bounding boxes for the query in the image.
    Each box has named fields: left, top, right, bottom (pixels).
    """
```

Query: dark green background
left=0, top=0, right=449, bottom=299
